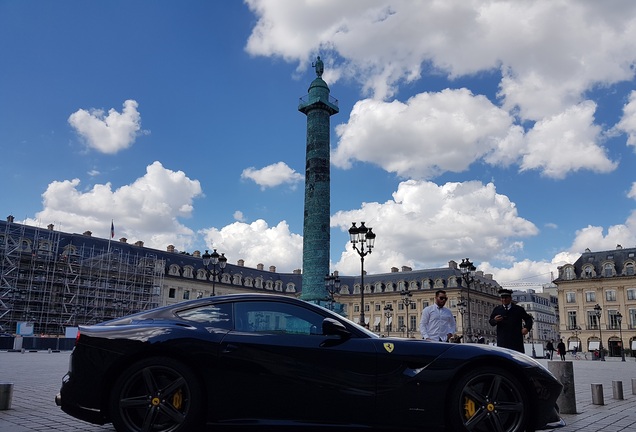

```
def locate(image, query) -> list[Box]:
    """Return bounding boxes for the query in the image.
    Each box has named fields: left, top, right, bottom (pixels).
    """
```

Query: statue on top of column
left=313, top=56, right=324, bottom=78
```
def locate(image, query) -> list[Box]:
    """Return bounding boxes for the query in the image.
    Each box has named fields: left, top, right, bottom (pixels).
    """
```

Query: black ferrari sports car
left=56, top=293, right=564, bottom=432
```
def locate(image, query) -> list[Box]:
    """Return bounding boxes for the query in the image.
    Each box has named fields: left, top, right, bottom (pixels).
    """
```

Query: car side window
left=234, top=301, right=324, bottom=335
left=176, top=302, right=232, bottom=329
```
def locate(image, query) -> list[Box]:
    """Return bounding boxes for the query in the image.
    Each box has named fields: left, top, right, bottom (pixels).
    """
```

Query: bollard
left=548, top=361, right=577, bottom=414
left=0, top=382, right=14, bottom=410
left=632, top=378, right=636, bottom=395
left=612, top=381, right=624, bottom=400
left=591, top=383, right=604, bottom=405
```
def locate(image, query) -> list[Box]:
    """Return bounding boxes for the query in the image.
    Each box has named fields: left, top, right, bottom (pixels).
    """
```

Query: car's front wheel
left=447, top=366, right=530, bottom=432
left=109, top=356, right=204, bottom=432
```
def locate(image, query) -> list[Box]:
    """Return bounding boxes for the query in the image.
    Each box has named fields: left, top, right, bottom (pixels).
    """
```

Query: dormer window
left=603, top=263, right=614, bottom=277
left=584, top=266, right=594, bottom=278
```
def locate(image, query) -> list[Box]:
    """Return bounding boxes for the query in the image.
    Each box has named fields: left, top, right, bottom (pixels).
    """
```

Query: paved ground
left=0, top=350, right=634, bottom=431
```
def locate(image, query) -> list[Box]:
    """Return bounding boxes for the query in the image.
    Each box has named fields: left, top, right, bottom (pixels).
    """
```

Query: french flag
left=110, top=221, right=115, bottom=239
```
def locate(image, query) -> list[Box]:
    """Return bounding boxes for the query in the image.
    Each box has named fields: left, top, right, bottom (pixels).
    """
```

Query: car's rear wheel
left=447, top=366, right=530, bottom=432
left=109, top=356, right=204, bottom=432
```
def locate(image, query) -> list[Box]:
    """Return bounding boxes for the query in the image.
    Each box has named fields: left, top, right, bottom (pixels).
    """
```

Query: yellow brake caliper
left=172, top=389, right=183, bottom=410
left=464, top=396, right=476, bottom=420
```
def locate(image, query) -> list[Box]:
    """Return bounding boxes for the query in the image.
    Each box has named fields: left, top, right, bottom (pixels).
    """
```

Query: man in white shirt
left=419, top=290, right=456, bottom=341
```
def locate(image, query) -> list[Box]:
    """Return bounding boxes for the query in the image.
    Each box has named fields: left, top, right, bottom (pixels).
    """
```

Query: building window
left=608, top=311, right=620, bottom=329
left=603, top=263, right=613, bottom=277
left=168, top=288, right=176, bottom=298
left=375, top=304, right=381, bottom=312
left=605, top=290, right=616, bottom=301
left=564, top=267, right=575, bottom=280
left=183, top=290, right=190, bottom=300
left=567, top=311, right=577, bottom=329
left=587, top=310, right=599, bottom=329
left=585, top=292, right=596, bottom=302
left=627, top=289, right=636, bottom=300
left=566, top=292, right=576, bottom=303
left=625, top=263, right=634, bottom=276
left=584, top=266, right=594, bottom=278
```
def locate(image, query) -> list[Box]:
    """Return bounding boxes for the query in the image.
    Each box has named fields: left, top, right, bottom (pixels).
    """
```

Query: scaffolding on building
left=0, top=221, right=163, bottom=335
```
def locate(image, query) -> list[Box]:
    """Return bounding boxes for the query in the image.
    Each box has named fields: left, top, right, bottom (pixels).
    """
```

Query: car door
left=215, top=299, right=378, bottom=425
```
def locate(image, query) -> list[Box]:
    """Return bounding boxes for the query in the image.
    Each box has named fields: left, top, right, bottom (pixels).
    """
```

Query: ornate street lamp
left=457, top=298, right=466, bottom=342
left=616, top=311, right=625, bottom=362
left=384, top=304, right=393, bottom=335
left=400, top=289, right=414, bottom=338
left=202, top=249, right=227, bottom=296
left=571, top=325, right=582, bottom=351
left=324, top=273, right=341, bottom=311
left=529, top=330, right=537, bottom=358
left=593, top=304, right=605, bottom=361
left=349, top=222, right=376, bottom=327
left=459, top=258, right=476, bottom=341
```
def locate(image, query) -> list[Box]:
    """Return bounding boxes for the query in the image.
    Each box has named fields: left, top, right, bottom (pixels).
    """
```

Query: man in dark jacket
left=489, top=289, right=533, bottom=353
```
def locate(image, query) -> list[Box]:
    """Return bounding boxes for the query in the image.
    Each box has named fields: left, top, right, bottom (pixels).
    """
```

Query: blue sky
left=2, top=0, right=636, bottom=290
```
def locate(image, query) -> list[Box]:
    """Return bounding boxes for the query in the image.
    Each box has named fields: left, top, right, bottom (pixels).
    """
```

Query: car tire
left=447, top=366, right=530, bottom=432
left=109, top=356, right=204, bottom=432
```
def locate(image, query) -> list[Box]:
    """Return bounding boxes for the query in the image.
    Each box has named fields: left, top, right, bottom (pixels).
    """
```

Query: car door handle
left=221, top=343, right=239, bottom=353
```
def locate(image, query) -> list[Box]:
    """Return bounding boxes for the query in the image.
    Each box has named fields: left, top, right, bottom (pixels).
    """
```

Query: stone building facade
left=554, top=245, right=636, bottom=357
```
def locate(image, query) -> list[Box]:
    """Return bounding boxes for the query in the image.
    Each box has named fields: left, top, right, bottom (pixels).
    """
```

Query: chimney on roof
left=401, top=266, right=412, bottom=272
left=257, top=263, right=264, bottom=271
left=134, top=241, right=144, bottom=247
left=448, top=260, right=458, bottom=269
left=237, top=259, right=245, bottom=267
left=391, top=267, right=399, bottom=273
left=293, top=268, right=301, bottom=274
left=83, top=231, right=92, bottom=237
left=7, top=215, right=15, bottom=223
left=47, top=224, right=54, bottom=231
left=119, top=238, right=127, bottom=243
left=167, top=245, right=175, bottom=253
left=192, top=250, right=201, bottom=258
left=617, top=244, right=623, bottom=249
left=269, top=266, right=276, bottom=273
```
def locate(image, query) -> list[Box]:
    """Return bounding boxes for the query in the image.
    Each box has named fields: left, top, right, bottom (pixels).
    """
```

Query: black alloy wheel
left=447, top=366, right=530, bottom=432
left=109, top=357, right=204, bottom=432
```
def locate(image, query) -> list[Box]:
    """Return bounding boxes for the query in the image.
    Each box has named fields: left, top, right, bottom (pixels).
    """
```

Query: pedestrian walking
left=488, top=288, right=533, bottom=353
left=419, top=290, right=456, bottom=342
left=557, top=339, right=566, bottom=361
left=546, top=339, right=555, bottom=360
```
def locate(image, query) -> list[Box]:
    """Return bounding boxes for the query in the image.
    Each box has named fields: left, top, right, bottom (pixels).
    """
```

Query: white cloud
left=25, top=161, right=202, bottom=250
left=233, top=210, right=247, bottom=222
left=333, top=90, right=518, bottom=178
left=330, top=180, right=538, bottom=275
left=519, top=102, right=617, bottom=179
left=628, top=183, right=636, bottom=200
left=68, top=99, right=145, bottom=154
left=241, top=161, right=304, bottom=189
left=245, top=0, right=636, bottom=113
left=200, top=219, right=303, bottom=271
left=614, top=90, right=636, bottom=150
left=568, top=215, right=636, bottom=254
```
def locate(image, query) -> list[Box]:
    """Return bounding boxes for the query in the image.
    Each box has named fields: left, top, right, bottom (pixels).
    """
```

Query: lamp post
left=457, top=298, right=466, bottom=342
left=324, top=273, right=341, bottom=311
left=530, top=330, right=537, bottom=358
left=384, top=304, right=393, bottom=335
left=400, top=289, right=413, bottom=338
left=349, top=222, right=376, bottom=327
left=572, top=325, right=582, bottom=352
left=459, top=258, right=476, bottom=341
left=202, top=249, right=227, bottom=296
left=616, top=311, right=625, bottom=362
left=594, top=303, right=605, bottom=361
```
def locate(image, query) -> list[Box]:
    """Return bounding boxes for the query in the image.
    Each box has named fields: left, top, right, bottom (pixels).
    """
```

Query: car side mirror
left=322, top=318, right=351, bottom=339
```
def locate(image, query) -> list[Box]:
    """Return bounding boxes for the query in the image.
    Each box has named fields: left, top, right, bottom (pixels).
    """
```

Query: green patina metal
left=298, top=57, right=338, bottom=302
